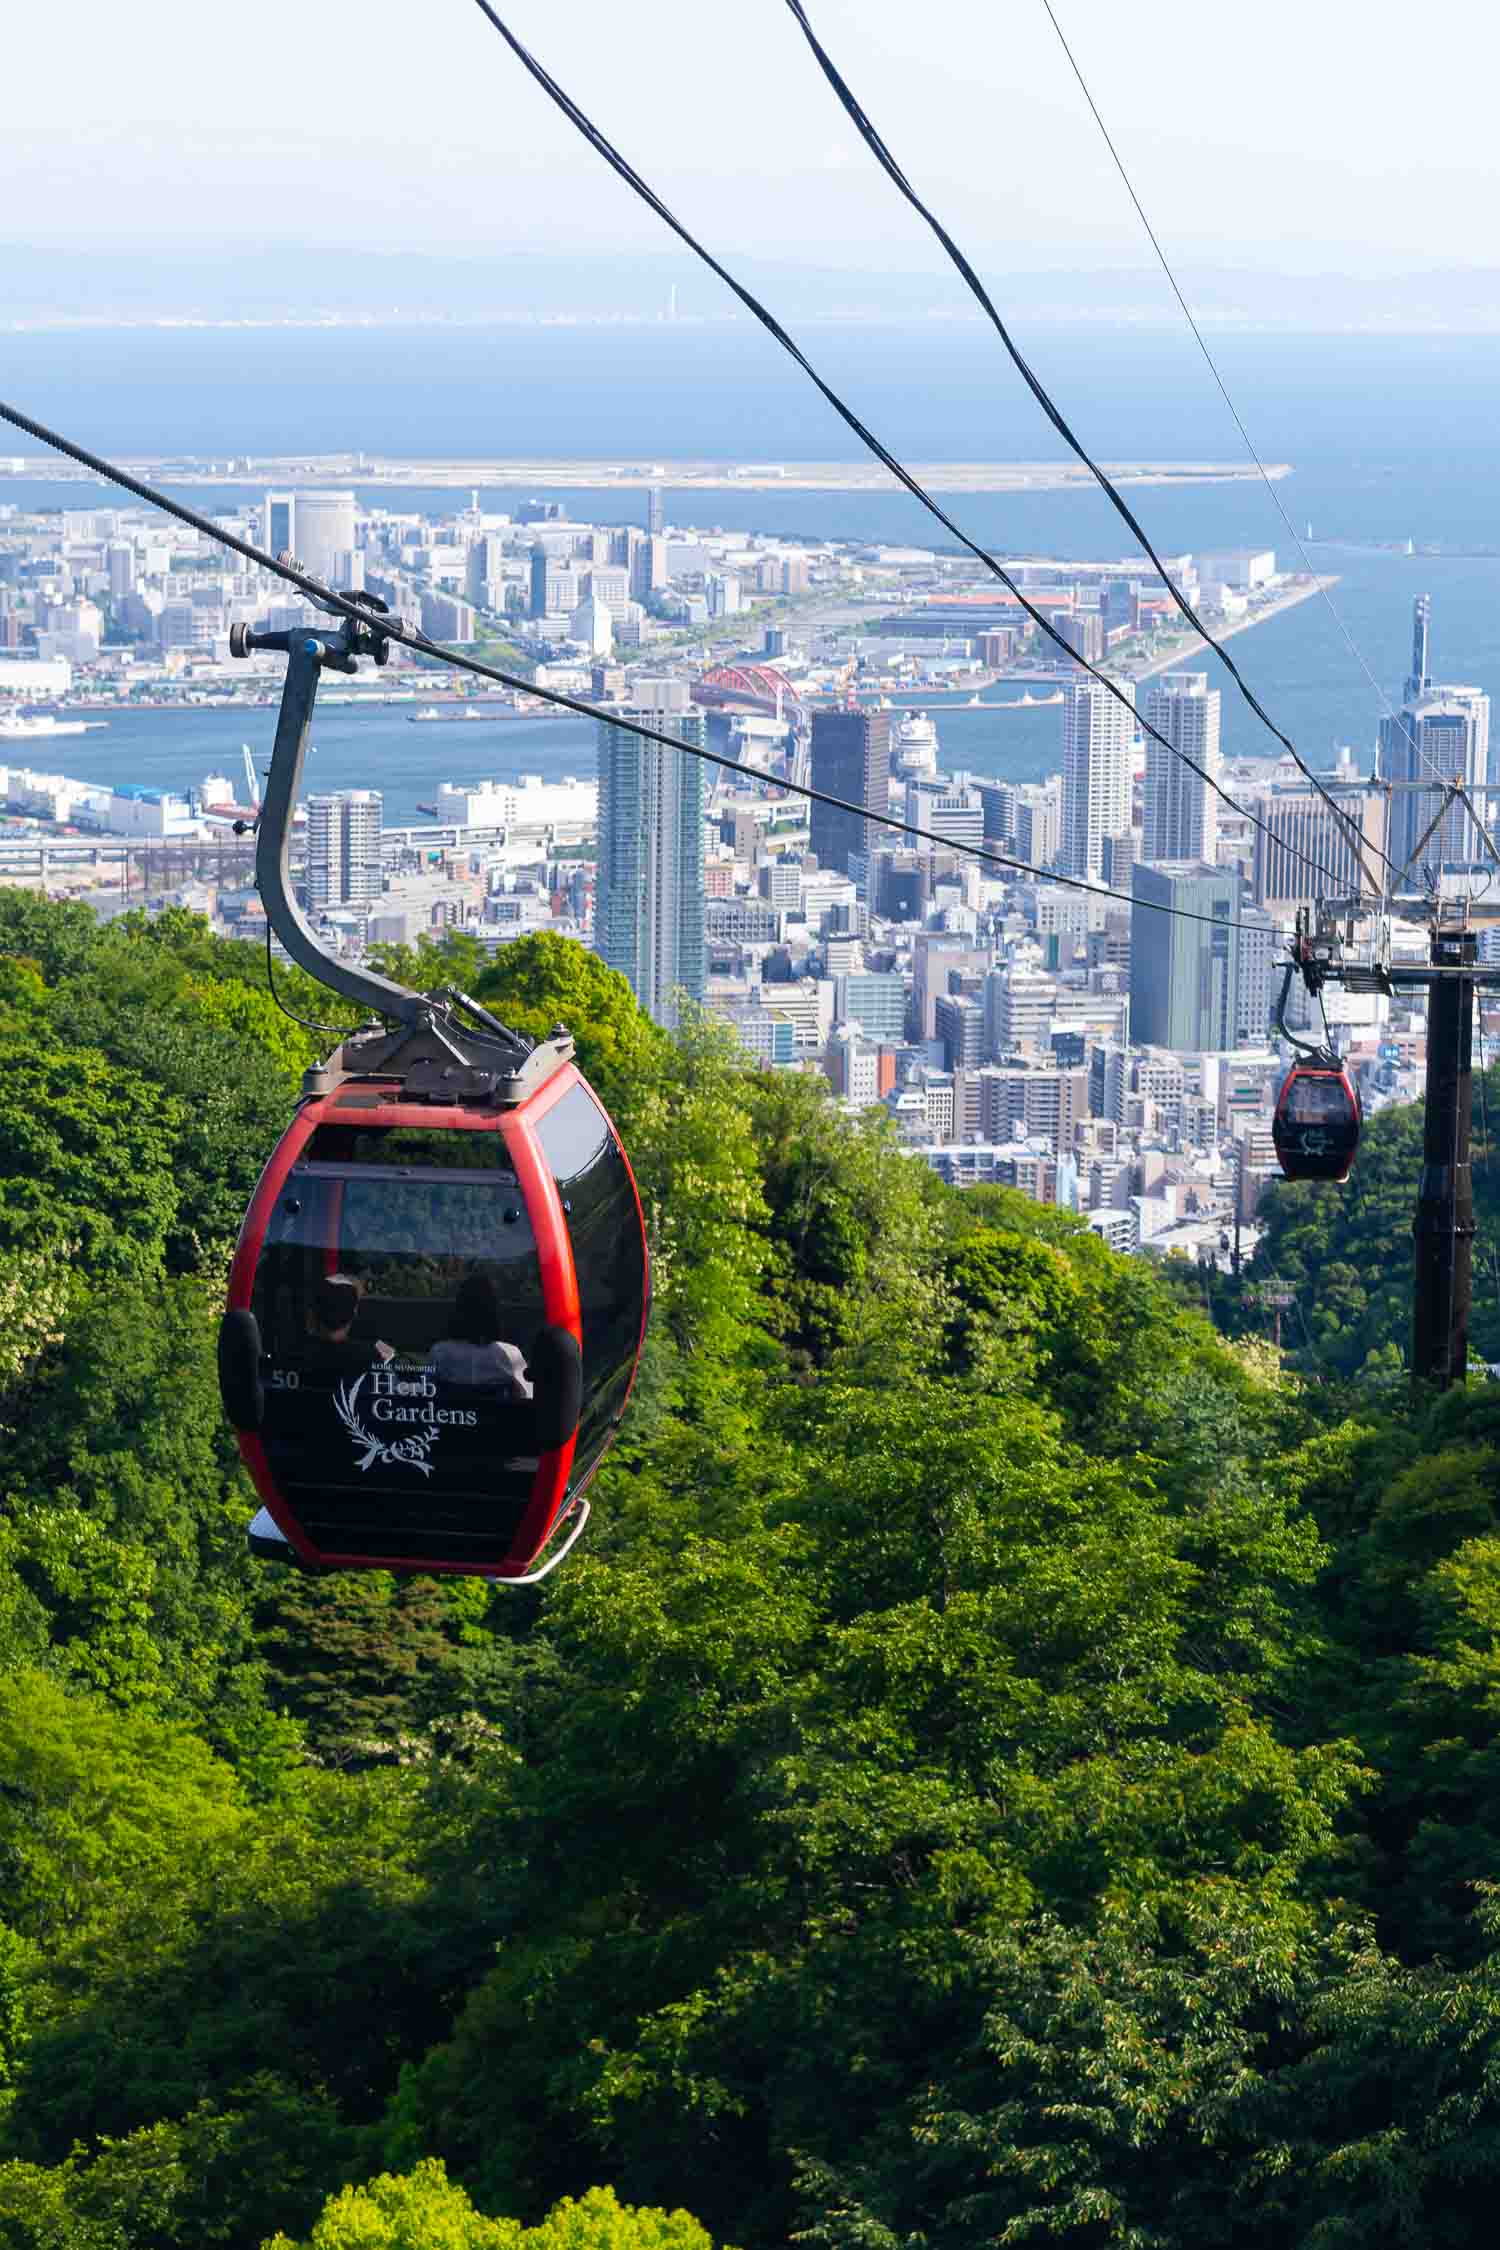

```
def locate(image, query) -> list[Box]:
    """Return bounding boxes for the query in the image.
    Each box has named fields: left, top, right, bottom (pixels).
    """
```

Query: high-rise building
left=905, top=776, right=985, bottom=856
left=1061, top=679, right=1134, bottom=881
left=571, top=592, right=614, bottom=655
left=263, top=491, right=296, bottom=561
left=1129, top=861, right=1238, bottom=1053
left=1141, top=673, right=1221, bottom=864
left=293, top=491, right=357, bottom=587
left=646, top=485, right=664, bottom=537
left=984, top=968, right=1060, bottom=1056
left=808, top=710, right=892, bottom=880
left=1056, top=610, right=1105, bottom=666
left=420, top=591, right=476, bottom=644
left=1408, top=591, right=1432, bottom=700
left=1379, top=603, right=1491, bottom=871
left=934, top=992, right=985, bottom=1073
left=466, top=533, right=506, bottom=609
left=1251, top=786, right=1389, bottom=914
left=1233, top=905, right=1282, bottom=1045
left=595, top=694, right=706, bottom=1027
left=584, top=566, right=632, bottom=621
left=631, top=536, right=668, bottom=602
left=911, top=936, right=986, bottom=1041
left=1014, top=778, right=1063, bottom=869
left=305, top=790, right=383, bottom=916
left=530, top=547, right=582, bottom=621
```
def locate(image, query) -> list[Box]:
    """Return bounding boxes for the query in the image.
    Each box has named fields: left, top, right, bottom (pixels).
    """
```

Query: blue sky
left=8, top=0, right=1498, bottom=277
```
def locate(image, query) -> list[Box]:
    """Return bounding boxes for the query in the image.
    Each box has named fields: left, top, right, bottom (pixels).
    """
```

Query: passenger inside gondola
left=1280, top=1074, right=1351, bottom=1124
left=431, top=1275, right=534, bottom=1398
left=306, top=1275, right=393, bottom=1371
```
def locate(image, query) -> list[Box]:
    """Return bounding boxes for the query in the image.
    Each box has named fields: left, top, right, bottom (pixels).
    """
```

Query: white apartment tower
left=305, top=791, right=383, bottom=915
left=1141, top=673, right=1221, bottom=864
left=1061, top=679, right=1135, bottom=882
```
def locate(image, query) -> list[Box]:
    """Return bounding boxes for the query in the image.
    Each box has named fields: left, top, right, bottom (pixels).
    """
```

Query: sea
left=6, top=320, right=1500, bottom=824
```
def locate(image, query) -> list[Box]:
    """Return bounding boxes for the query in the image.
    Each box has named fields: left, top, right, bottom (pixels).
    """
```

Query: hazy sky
left=8, top=0, right=1500, bottom=276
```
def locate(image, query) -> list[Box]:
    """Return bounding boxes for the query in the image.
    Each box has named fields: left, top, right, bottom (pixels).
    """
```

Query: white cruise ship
left=890, top=709, right=939, bottom=779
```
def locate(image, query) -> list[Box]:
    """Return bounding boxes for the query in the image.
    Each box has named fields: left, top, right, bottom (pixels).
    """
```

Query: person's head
left=314, top=1274, right=362, bottom=1341
left=450, top=1272, right=503, bottom=1346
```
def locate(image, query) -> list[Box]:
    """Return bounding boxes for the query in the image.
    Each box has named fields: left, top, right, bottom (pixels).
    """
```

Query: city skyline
left=0, top=462, right=1459, bottom=1266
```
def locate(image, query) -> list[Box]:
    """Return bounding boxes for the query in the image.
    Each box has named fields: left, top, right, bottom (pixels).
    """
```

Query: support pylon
left=1412, top=927, right=1477, bottom=1389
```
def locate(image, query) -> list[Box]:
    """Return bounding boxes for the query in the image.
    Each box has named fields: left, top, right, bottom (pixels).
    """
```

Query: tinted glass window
left=535, top=1085, right=646, bottom=1488
left=252, top=1154, right=542, bottom=1367
left=1285, top=1075, right=1352, bottom=1126
left=533, top=1084, right=613, bottom=1185
left=308, top=1122, right=517, bottom=1172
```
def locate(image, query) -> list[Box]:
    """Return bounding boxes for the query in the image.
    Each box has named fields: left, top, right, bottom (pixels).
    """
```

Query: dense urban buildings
left=0, top=476, right=1417, bottom=1268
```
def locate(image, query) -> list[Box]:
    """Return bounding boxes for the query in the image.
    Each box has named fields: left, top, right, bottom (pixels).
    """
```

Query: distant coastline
left=2, top=453, right=1291, bottom=498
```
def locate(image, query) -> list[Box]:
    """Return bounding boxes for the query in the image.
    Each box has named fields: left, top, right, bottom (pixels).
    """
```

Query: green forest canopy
left=3, top=896, right=1500, bottom=2246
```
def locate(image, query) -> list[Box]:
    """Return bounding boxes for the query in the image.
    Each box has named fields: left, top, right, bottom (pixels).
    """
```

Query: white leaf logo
left=334, top=1371, right=438, bottom=1477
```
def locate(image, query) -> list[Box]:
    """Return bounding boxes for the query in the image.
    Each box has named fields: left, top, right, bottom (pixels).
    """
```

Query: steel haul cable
left=458, top=0, right=1355, bottom=906
left=0, top=394, right=1290, bottom=939
left=1034, top=0, right=1482, bottom=850
left=781, top=0, right=1392, bottom=897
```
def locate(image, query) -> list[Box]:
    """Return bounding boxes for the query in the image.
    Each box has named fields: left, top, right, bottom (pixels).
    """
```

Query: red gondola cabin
left=219, top=1056, right=648, bottom=1580
left=1272, top=1057, right=1362, bottom=1184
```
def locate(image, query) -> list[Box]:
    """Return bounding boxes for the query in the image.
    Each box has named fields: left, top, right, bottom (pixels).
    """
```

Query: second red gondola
left=1272, top=1055, right=1362, bottom=1183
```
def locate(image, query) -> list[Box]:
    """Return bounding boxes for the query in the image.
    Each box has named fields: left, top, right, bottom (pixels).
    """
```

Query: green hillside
left=2, top=897, right=1500, bottom=2247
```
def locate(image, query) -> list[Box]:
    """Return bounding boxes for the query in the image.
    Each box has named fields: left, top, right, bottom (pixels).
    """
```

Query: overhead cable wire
left=1033, top=0, right=1475, bottom=848
left=0, top=397, right=1293, bottom=942
left=457, top=0, right=1356, bottom=906
left=780, top=0, right=1391, bottom=896
left=264, top=924, right=350, bottom=1035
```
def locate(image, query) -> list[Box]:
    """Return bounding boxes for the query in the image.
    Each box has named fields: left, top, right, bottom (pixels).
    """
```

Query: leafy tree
left=0, top=1032, right=180, bottom=1275
left=267, top=2166, right=721, bottom=2250
left=256, top=1570, right=472, bottom=1764
left=2, top=1271, right=257, bottom=1715
left=0, top=894, right=99, bottom=985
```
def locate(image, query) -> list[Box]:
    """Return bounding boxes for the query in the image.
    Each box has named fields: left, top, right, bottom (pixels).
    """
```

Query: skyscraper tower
left=596, top=689, right=706, bottom=1027
left=646, top=485, right=665, bottom=537
left=1380, top=596, right=1491, bottom=868
left=1060, top=679, right=1135, bottom=882
left=263, top=491, right=296, bottom=562
left=1408, top=592, right=1432, bottom=701
left=808, top=709, right=893, bottom=880
left=1141, top=674, right=1221, bottom=864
